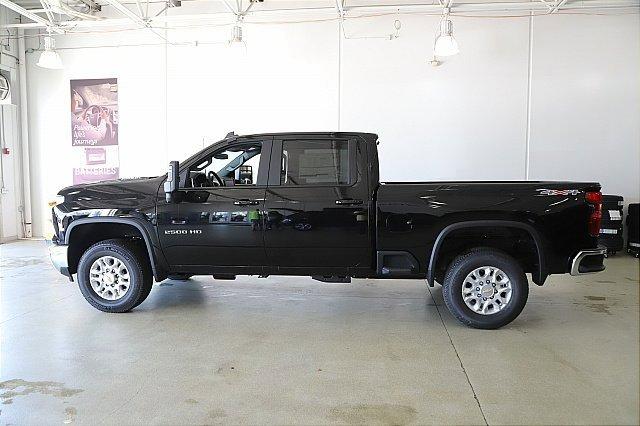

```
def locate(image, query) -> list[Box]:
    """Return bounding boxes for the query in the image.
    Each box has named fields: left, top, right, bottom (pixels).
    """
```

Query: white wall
left=18, top=9, right=640, bottom=237
left=529, top=13, right=640, bottom=202
left=0, top=8, right=25, bottom=242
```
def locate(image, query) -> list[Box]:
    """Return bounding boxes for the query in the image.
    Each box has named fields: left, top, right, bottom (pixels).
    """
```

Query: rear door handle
left=335, top=199, right=363, bottom=206
left=234, top=199, right=260, bottom=206
left=171, top=218, right=187, bottom=225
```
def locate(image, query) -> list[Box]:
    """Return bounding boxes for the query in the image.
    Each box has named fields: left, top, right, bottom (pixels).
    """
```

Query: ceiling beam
left=39, top=0, right=55, bottom=23
left=78, top=0, right=101, bottom=12
left=101, top=0, right=149, bottom=27
left=0, top=0, right=64, bottom=33
left=550, top=0, right=570, bottom=13
left=1, top=0, right=638, bottom=31
left=221, top=0, right=237, bottom=15
left=135, top=0, right=145, bottom=18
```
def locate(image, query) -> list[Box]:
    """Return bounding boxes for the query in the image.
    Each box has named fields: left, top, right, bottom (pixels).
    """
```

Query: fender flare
left=426, top=220, right=547, bottom=286
left=65, top=217, right=167, bottom=280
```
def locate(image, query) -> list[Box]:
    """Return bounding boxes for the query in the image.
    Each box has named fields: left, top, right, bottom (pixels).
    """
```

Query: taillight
left=585, top=191, right=602, bottom=237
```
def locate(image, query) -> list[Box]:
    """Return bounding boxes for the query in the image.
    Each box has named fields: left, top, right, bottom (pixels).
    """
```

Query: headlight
left=48, top=195, right=65, bottom=208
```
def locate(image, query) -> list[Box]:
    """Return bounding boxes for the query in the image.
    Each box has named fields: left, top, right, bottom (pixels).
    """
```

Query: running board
left=312, top=275, right=351, bottom=283
left=212, top=274, right=236, bottom=280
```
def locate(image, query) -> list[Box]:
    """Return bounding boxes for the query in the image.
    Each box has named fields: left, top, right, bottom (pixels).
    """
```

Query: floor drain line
left=427, top=286, right=489, bottom=426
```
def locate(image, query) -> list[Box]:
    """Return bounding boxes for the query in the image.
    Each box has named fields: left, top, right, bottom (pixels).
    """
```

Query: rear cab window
left=280, top=140, right=353, bottom=186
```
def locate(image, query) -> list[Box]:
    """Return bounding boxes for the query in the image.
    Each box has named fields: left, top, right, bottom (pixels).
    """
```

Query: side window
left=186, top=142, right=262, bottom=188
left=281, top=140, right=351, bottom=186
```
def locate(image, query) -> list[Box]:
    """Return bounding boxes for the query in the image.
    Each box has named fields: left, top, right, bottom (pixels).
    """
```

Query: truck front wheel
left=77, top=239, right=153, bottom=313
left=442, top=248, right=529, bottom=329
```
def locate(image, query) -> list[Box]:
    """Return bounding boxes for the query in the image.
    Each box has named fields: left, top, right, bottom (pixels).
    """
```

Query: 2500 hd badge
left=164, top=229, right=202, bottom=235
left=48, top=131, right=606, bottom=329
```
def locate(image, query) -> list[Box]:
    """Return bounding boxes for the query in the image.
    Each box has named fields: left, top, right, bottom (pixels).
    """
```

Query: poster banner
left=71, top=78, right=119, bottom=184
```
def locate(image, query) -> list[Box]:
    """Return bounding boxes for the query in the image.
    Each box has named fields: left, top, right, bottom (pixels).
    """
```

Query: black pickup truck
left=49, top=132, right=606, bottom=329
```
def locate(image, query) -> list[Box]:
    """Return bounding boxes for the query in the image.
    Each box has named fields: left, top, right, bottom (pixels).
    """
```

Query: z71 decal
left=536, top=189, right=581, bottom=196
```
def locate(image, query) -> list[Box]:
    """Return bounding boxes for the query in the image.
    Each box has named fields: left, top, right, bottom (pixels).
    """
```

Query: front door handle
left=234, top=199, right=260, bottom=206
left=335, top=199, right=363, bottom=206
left=171, top=218, right=187, bottom=225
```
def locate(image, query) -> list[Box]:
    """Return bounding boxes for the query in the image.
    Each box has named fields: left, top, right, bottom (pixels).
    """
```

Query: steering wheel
left=83, top=105, right=104, bottom=126
left=82, top=105, right=114, bottom=127
left=192, top=173, right=209, bottom=188
left=207, top=171, right=223, bottom=187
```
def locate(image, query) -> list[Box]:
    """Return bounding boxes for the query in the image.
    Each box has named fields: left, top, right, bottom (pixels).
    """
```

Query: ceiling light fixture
left=37, top=35, right=63, bottom=69
left=434, top=8, right=459, bottom=57
left=230, top=24, right=243, bottom=44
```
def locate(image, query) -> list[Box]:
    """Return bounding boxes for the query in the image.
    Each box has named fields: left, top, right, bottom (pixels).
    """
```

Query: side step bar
left=312, top=275, right=351, bottom=283
left=212, top=274, right=236, bottom=280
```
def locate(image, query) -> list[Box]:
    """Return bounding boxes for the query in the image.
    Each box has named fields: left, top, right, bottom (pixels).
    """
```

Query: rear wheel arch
left=65, top=218, right=165, bottom=280
left=427, top=220, right=547, bottom=286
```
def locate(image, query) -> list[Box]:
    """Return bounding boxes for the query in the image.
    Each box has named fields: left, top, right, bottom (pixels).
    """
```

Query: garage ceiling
left=1, top=0, right=639, bottom=33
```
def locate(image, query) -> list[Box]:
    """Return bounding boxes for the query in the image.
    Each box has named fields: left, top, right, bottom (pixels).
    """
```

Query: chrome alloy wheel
left=89, top=256, right=131, bottom=301
left=461, top=266, right=512, bottom=315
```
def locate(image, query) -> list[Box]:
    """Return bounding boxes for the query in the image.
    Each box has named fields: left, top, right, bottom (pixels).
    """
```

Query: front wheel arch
left=65, top=218, right=166, bottom=281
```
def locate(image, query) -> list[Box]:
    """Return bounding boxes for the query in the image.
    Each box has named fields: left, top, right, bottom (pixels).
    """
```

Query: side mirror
left=163, top=161, right=179, bottom=203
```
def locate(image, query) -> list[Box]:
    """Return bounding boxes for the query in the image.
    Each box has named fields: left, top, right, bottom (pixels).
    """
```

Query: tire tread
left=77, top=239, right=152, bottom=313
left=442, top=248, right=528, bottom=329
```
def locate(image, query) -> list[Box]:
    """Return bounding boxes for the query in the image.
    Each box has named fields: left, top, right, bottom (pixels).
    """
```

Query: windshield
left=180, top=139, right=226, bottom=169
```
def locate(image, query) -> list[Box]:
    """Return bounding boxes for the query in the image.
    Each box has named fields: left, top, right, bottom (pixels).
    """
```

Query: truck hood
left=56, top=176, right=165, bottom=213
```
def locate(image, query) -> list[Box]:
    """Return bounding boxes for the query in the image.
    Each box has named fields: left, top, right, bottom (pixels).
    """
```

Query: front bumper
left=570, top=247, right=606, bottom=276
left=48, top=242, right=73, bottom=280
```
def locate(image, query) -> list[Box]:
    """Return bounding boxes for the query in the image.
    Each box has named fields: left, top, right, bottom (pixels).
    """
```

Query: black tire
left=77, top=239, right=153, bottom=313
left=167, top=273, right=193, bottom=281
left=442, top=248, right=529, bottom=329
left=131, top=243, right=154, bottom=308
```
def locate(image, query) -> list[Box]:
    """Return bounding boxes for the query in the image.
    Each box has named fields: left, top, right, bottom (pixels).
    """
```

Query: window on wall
left=280, top=140, right=351, bottom=186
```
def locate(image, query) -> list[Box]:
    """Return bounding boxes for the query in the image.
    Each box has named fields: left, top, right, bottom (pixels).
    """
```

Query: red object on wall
left=2, top=147, right=9, bottom=155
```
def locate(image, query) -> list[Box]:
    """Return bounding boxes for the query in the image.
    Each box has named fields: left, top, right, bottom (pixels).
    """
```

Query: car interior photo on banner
left=71, top=78, right=119, bottom=184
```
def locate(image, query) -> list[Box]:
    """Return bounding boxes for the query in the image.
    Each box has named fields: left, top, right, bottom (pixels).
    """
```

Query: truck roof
left=227, top=131, right=379, bottom=142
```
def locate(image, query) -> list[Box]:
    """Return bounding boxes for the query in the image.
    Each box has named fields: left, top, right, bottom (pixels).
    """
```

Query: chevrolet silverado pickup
left=49, top=132, right=606, bottom=329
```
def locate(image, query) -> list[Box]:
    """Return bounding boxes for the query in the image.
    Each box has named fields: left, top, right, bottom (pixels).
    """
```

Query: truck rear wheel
left=442, top=248, right=528, bottom=329
left=77, top=239, right=153, bottom=313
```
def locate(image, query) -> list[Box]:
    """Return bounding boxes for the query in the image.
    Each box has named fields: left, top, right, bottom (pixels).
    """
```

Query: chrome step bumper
left=570, top=247, right=606, bottom=276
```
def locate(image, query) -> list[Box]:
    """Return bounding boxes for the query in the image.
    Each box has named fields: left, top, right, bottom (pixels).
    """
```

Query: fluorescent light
left=434, top=15, right=459, bottom=57
left=37, top=36, right=63, bottom=69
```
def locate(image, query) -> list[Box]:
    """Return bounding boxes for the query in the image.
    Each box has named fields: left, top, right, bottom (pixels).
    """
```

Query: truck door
left=263, top=137, right=371, bottom=275
left=160, top=138, right=271, bottom=272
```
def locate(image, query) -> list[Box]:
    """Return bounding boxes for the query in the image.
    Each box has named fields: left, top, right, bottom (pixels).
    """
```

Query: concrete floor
left=0, top=240, right=638, bottom=425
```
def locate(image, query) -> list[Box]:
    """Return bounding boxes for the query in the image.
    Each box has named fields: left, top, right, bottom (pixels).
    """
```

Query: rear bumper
left=570, top=247, right=606, bottom=276
left=48, top=242, right=73, bottom=280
